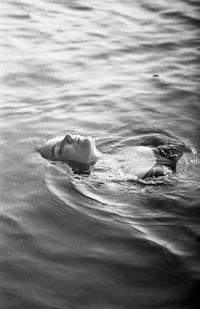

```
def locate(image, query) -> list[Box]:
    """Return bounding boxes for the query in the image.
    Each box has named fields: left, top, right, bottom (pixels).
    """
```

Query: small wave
left=6, top=13, right=31, bottom=20
left=161, top=10, right=200, bottom=27
left=68, top=4, right=94, bottom=12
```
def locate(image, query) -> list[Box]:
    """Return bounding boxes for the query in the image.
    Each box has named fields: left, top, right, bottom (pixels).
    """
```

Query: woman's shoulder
left=92, top=146, right=156, bottom=180
left=118, top=146, right=156, bottom=179
left=118, top=146, right=156, bottom=164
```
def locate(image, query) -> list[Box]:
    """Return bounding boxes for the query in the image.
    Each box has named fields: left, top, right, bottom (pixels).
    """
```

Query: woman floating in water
left=38, top=134, right=189, bottom=180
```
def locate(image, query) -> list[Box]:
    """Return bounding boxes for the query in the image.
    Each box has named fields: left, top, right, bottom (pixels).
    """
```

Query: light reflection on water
left=0, top=0, right=200, bottom=308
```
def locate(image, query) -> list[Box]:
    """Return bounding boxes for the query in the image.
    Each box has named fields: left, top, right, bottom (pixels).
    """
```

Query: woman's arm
left=142, top=164, right=172, bottom=179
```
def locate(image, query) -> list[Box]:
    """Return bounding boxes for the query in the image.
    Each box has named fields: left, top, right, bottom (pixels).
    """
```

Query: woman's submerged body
left=38, top=134, right=189, bottom=180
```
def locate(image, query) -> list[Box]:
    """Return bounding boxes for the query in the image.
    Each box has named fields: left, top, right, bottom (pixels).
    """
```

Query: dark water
left=0, top=0, right=200, bottom=308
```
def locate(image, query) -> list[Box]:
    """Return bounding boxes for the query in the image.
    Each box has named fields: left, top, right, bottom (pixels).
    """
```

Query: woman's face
left=39, top=134, right=100, bottom=164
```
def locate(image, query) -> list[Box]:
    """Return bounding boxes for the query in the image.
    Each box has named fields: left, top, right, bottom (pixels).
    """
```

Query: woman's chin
left=88, top=136, right=96, bottom=146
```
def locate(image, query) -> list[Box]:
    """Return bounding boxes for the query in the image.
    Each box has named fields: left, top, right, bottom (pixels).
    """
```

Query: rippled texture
left=0, top=0, right=200, bottom=308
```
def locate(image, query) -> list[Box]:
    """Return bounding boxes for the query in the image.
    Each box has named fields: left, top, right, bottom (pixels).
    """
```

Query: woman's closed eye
left=58, top=135, right=73, bottom=156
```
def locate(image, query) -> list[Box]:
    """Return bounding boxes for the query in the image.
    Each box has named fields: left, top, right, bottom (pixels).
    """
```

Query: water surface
left=0, top=0, right=200, bottom=308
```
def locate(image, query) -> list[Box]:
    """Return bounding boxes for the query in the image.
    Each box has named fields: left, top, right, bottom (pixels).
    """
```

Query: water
left=0, top=0, right=200, bottom=308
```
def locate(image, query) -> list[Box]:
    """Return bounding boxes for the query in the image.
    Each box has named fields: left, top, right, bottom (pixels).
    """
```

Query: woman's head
left=38, top=134, right=101, bottom=164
